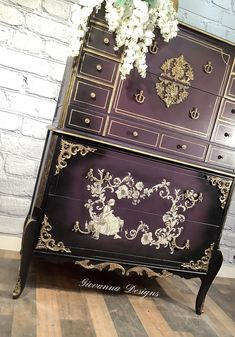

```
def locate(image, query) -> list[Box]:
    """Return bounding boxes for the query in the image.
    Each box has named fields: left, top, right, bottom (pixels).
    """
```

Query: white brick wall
left=0, top=0, right=234, bottom=265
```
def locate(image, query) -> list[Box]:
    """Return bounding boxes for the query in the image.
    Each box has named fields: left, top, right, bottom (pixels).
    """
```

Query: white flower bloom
left=116, top=185, right=129, bottom=199
left=141, top=232, right=153, bottom=245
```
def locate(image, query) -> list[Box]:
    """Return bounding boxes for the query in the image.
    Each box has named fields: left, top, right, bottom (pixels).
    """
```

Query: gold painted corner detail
left=36, top=214, right=71, bottom=253
left=156, top=55, right=194, bottom=108
left=75, top=259, right=172, bottom=279
left=207, top=176, right=232, bottom=209
left=55, top=140, right=96, bottom=175
left=181, top=243, right=215, bottom=272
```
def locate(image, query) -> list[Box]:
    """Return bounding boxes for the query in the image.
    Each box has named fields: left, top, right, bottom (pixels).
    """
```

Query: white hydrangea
left=70, top=0, right=178, bottom=78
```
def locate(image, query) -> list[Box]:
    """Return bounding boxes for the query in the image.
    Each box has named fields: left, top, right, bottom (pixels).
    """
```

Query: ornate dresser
left=13, top=8, right=235, bottom=315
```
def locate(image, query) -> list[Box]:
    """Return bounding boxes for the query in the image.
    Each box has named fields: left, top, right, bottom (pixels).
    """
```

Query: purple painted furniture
left=13, top=8, right=235, bottom=315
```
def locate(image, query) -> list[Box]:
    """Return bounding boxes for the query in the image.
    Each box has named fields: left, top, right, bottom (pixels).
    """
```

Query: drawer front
left=112, top=71, right=219, bottom=139
left=159, top=134, right=207, bottom=161
left=40, top=138, right=232, bottom=269
left=85, top=25, right=120, bottom=58
left=107, top=119, right=159, bottom=148
left=146, top=28, right=231, bottom=96
left=71, top=78, right=112, bottom=114
left=78, top=52, right=118, bottom=84
left=219, top=99, right=235, bottom=124
left=206, top=145, right=235, bottom=169
left=65, top=107, right=105, bottom=134
left=225, top=73, right=235, bottom=101
left=212, top=122, right=235, bottom=148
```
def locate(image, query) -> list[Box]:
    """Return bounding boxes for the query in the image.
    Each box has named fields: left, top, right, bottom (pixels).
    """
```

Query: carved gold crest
left=156, top=55, right=194, bottom=108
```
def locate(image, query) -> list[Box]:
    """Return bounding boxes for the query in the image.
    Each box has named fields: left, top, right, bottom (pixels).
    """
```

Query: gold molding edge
left=36, top=215, right=71, bottom=253
left=75, top=259, right=173, bottom=279
left=181, top=243, right=215, bottom=272
left=12, top=276, right=21, bottom=298
left=207, top=176, right=232, bottom=209
left=55, top=139, right=97, bottom=175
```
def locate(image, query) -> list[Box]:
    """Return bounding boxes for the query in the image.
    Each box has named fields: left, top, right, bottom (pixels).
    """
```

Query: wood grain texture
left=0, top=250, right=235, bottom=337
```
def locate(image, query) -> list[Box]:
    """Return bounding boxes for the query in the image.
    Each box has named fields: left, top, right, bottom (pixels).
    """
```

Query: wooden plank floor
left=0, top=249, right=235, bottom=337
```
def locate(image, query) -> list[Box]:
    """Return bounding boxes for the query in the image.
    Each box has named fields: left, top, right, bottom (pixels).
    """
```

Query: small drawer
left=159, top=135, right=207, bottom=161
left=107, top=119, right=159, bottom=148
left=71, top=78, right=112, bottom=114
left=206, top=146, right=235, bottom=169
left=78, top=52, right=118, bottom=84
left=219, top=99, right=235, bottom=124
left=66, top=107, right=104, bottom=134
left=212, top=123, right=235, bottom=148
left=225, top=73, right=235, bottom=101
left=85, top=25, right=120, bottom=58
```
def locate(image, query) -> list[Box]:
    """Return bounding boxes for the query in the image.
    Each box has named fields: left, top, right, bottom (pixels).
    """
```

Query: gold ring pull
left=96, top=64, right=102, bottom=72
left=132, top=131, right=139, bottom=137
left=189, top=107, right=200, bottom=120
left=177, top=144, right=187, bottom=150
left=134, top=90, right=145, bottom=104
left=203, top=61, right=213, bottom=74
left=149, top=41, right=158, bottom=55
left=84, top=118, right=91, bottom=125
left=103, top=37, right=110, bottom=45
left=218, top=155, right=223, bottom=160
left=224, top=132, right=231, bottom=137
left=90, top=92, right=96, bottom=99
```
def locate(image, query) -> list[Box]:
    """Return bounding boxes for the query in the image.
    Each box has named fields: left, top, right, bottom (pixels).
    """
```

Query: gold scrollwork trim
left=181, top=243, right=215, bottom=272
left=75, top=260, right=126, bottom=275
left=207, top=176, right=232, bottom=209
left=55, top=140, right=96, bottom=175
left=36, top=215, right=71, bottom=253
left=12, top=276, right=21, bottom=299
left=75, top=259, right=172, bottom=279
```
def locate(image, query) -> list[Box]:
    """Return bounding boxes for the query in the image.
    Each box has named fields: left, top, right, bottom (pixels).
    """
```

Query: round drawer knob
left=96, top=64, right=102, bottom=72
left=218, top=155, right=223, bottom=160
left=132, top=131, right=139, bottom=137
left=84, top=118, right=91, bottom=125
left=177, top=144, right=187, bottom=150
left=231, top=109, right=235, bottom=114
left=90, top=92, right=96, bottom=99
left=224, top=132, right=231, bottom=137
left=103, top=37, right=110, bottom=45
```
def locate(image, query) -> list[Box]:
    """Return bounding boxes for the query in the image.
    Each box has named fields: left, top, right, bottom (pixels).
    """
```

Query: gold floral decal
left=73, top=169, right=203, bottom=254
left=206, top=176, right=232, bottom=209
left=55, top=140, right=96, bottom=175
left=36, top=215, right=71, bottom=253
left=181, top=243, right=214, bottom=272
left=156, top=55, right=194, bottom=108
left=75, top=260, right=172, bottom=279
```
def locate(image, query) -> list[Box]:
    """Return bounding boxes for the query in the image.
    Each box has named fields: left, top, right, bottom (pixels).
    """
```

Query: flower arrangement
left=71, top=0, right=178, bottom=79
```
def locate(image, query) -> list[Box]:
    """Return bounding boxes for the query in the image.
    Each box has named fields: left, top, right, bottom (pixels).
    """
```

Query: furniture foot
left=195, top=248, right=223, bottom=314
left=12, top=216, right=40, bottom=299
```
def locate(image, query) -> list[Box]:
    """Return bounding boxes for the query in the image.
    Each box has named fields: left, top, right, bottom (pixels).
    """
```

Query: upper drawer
left=219, top=99, right=235, bottom=124
left=112, top=70, right=220, bottom=139
left=212, top=122, right=235, bottom=148
left=146, top=28, right=232, bottom=97
left=70, top=78, right=112, bottom=115
left=85, top=24, right=121, bottom=59
left=78, top=52, right=118, bottom=85
left=225, top=73, right=235, bottom=101
left=159, top=134, right=207, bottom=161
left=65, top=106, right=105, bottom=135
left=107, top=118, right=159, bottom=148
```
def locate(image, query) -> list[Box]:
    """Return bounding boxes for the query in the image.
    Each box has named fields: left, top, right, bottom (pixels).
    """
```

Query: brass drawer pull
left=203, top=61, right=213, bottom=74
left=149, top=41, right=158, bottom=55
left=231, top=109, right=235, bottom=114
left=132, top=131, right=139, bottom=137
left=218, top=155, right=223, bottom=160
left=177, top=144, right=187, bottom=150
left=134, top=90, right=145, bottom=104
left=224, top=132, right=231, bottom=137
left=96, top=64, right=103, bottom=72
left=103, top=37, right=110, bottom=45
left=90, top=92, right=96, bottom=99
left=189, top=108, right=200, bottom=120
left=84, top=118, right=91, bottom=125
